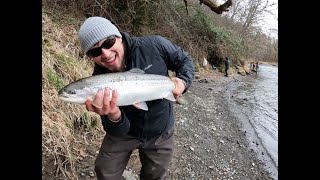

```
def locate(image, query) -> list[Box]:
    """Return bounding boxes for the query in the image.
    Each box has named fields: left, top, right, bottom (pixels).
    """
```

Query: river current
left=224, top=64, right=278, bottom=179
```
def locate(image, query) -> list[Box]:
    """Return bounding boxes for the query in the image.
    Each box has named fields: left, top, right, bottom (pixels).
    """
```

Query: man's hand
left=171, top=77, right=186, bottom=98
left=85, top=88, right=121, bottom=122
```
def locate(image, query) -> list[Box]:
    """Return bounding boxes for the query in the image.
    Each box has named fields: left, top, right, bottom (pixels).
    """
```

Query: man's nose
left=101, top=48, right=111, bottom=57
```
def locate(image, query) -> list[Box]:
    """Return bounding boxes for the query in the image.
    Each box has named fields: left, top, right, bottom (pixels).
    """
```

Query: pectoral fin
left=133, top=102, right=148, bottom=111
left=164, top=93, right=176, bottom=102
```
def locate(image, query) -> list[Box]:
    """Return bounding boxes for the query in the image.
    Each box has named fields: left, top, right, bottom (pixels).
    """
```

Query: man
left=78, top=16, right=194, bottom=180
left=224, top=57, right=230, bottom=77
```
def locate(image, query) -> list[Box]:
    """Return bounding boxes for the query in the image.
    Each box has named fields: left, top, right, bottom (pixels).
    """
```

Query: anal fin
left=133, top=102, right=148, bottom=111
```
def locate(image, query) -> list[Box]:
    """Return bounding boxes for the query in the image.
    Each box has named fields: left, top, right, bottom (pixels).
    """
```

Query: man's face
left=88, top=36, right=125, bottom=72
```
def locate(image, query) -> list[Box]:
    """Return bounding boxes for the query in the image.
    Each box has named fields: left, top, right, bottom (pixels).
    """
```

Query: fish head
left=58, top=81, right=95, bottom=104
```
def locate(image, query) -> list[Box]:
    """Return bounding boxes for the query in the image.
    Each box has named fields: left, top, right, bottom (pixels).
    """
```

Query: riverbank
left=43, top=71, right=276, bottom=180
left=166, top=71, right=275, bottom=179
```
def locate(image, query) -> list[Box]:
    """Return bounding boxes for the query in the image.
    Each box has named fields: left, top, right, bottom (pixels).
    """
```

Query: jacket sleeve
left=157, top=36, right=195, bottom=93
left=100, top=108, right=130, bottom=136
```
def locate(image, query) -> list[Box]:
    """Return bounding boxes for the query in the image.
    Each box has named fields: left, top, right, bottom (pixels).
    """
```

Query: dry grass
left=42, top=12, right=104, bottom=179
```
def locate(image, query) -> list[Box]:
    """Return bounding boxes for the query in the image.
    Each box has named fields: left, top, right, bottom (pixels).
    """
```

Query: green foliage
left=74, top=112, right=99, bottom=132
left=215, top=29, right=248, bottom=59
left=46, top=68, right=64, bottom=90
left=232, top=39, right=248, bottom=59
left=56, top=53, right=76, bottom=67
left=190, top=8, right=216, bottom=42
left=113, top=0, right=162, bottom=34
left=53, top=52, right=92, bottom=82
left=189, top=9, right=248, bottom=60
left=194, top=63, right=200, bottom=72
left=132, top=1, right=149, bottom=33
left=43, top=0, right=277, bottom=65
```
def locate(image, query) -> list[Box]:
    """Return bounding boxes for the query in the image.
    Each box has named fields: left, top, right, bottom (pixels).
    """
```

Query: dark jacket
left=224, top=58, right=230, bottom=70
left=92, top=32, right=194, bottom=140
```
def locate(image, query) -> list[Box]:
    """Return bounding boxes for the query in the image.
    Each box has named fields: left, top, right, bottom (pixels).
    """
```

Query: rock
left=122, top=170, right=138, bottom=180
left=237, top=66, right=247, bottom=76
left=176, top=96, right=186, bottom=105
left=198, top=78, right=209, bottom=83
left=89, top=171, right=95, bottom=177
left=190, top=146, right=195, bottom=151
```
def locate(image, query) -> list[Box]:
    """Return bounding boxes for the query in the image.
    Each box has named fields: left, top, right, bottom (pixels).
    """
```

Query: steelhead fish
left=58, top=68, right=176, bottom=111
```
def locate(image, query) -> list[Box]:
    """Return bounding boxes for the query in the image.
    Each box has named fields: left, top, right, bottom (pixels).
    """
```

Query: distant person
left=77, top=16, right=195, bottom=180
left=211, top=64, right=217, bottom=71
left=255, top=61, right=259, bottom=74
left=252, top=62, right=256, bottom=72
left=249, top=62, right=253, bottom=69
left=224, top=57, right=230, bottom=77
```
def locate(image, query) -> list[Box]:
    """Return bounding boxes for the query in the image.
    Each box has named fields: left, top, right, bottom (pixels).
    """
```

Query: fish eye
left=67, top=90, right=76, bottom=94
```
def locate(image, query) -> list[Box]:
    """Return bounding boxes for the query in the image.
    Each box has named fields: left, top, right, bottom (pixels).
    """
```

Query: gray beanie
left=79, top=17, right=122, bottom=54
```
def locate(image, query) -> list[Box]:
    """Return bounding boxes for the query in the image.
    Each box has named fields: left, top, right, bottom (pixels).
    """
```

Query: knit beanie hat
left=79, top=17, right=122, bottom=54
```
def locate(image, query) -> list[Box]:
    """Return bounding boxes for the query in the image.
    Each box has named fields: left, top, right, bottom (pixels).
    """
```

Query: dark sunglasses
left=86, top=35, right=117, bottom=57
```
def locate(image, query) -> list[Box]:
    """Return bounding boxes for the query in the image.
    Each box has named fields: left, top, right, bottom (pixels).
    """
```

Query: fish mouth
left=58, top=91, right=89, bottom=104
left=58, top=96, right=70, bottom=101
left=59, top=95, right=86, bottom=104
left=58, top=92, right=71, bottom=101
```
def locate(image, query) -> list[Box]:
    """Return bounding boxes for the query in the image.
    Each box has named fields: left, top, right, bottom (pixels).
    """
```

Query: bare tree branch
left=183, top=0, right=232, bottom=14
left=183, top=0, right=189, bottom=15
left=199, top=0, right=233, bottom=14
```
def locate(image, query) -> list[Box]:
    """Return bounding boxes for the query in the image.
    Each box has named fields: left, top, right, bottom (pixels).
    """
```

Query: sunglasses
left=86, top=35, right=117, bottom=57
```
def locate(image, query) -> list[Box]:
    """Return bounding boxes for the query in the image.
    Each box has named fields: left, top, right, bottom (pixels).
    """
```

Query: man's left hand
left=171, top=77, right=186, bottom=98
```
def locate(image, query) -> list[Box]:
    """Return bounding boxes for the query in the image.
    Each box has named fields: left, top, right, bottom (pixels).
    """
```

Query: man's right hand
left=85, top=88, right=121, bottom=121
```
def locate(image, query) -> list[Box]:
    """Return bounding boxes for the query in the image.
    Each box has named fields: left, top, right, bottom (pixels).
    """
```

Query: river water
left=224, top=64, right=278, bottom=179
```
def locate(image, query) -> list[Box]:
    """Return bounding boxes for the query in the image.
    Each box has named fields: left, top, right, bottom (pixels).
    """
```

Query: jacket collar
left=120, top=32, right=134, bottom=71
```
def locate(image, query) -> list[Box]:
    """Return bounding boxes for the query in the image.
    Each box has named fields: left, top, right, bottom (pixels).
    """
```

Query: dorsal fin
left=128, top=68, right=145, bottom=74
